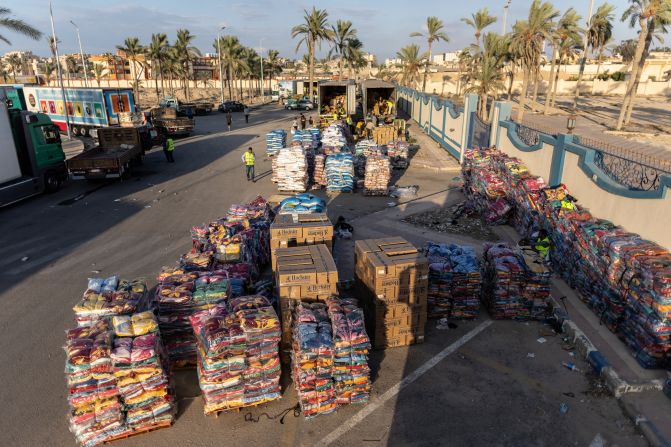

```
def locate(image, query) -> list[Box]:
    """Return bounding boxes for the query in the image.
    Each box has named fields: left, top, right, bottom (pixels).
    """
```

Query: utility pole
left=260, top=39, right=264, bottom=103
left=572, top=0, right=595, bottom=111
left=217, top=26, right=226, bottom=104
left=502, top=0, right=512, bottom=35
left=49, top=1, right=71, bottom=140
left=70, top=20, right=88, bottom=87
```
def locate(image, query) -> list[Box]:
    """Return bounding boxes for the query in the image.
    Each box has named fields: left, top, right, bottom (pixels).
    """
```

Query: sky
left=2, top=0, right=642, bottom=61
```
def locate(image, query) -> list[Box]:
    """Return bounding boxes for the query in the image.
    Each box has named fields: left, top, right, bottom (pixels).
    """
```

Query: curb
left=551, top=301, right=669, bottom=447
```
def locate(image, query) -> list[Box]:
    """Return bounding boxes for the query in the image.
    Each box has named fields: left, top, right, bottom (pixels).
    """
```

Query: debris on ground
left=389, top=185, right=419, bottom=199
left=402, top=201, right=498, bottom=241
left=583, top=371, right=611, bottom=398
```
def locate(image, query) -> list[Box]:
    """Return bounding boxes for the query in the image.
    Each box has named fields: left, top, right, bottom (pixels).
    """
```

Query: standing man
left=244, top=106, right=250, bottom=124
left=226, top=111, right=233, bottom=131
left=300, top=113, right=306, bottom=130
left=241, top=147, right=255, bottom=182
left=162, top=135, right=175, bottom=163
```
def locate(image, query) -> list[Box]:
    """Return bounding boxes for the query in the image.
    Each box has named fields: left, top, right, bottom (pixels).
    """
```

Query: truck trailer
left=361, top=79, right=396, bottom=118
left=317, top=80, right=356, bottom=117
left=20, top=86, right=136, bottom=137
left=67, top=127, right=144, bottom=180
left=0, top=87, right=67, bottom=206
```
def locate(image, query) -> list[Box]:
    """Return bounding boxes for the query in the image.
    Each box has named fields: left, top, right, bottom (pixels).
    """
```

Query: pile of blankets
left=425, top=243, right=482, bottom=319
left=73, top=277, right=149, bottom=327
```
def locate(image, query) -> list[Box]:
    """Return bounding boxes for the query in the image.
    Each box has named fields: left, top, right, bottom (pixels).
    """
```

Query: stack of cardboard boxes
left=355, top=237, right=429, bottom=349
left=270, top=213, right=333, bottom=270
left=371, top=125, right=397, bottom=145
left=274, top=244, right=339, bottom=361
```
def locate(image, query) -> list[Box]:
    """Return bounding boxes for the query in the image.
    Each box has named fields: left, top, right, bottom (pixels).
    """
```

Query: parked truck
left=159, top=96, right=213, bottom=116
left=361, top=79, right=396, bottom=118
left=317, top=80, right=356, bottom=117
left=0, top=87, right=68, bottom=207
left=18, top=86, right=136, bottom=137
left=150, top=107, right=194, bottom=136
left=67, top=127, right=144, bottom=180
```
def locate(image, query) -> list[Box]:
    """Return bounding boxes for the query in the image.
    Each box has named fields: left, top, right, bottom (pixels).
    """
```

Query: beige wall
left=498, top=125, right=555, bottom=184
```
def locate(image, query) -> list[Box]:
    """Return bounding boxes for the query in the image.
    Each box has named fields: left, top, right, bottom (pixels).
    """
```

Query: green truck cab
left=0, top=87, right=67, bottom=206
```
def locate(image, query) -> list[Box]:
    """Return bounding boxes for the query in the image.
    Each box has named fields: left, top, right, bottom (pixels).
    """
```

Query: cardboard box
left=374, top=333, right=425, bottom=349
left=271, top=213, right=333, bottom=270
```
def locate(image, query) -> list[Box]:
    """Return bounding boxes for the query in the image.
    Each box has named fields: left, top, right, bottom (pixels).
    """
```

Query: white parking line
left=315, top=319, right=494, bottom=446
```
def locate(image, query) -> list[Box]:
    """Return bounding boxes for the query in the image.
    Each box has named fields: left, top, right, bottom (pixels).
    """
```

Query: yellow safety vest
left=535, top=236, right=551, bottom=257
left=244, top=152, right=255, bottom=166
left=560, top=199, right=575, bottom=210
left=166, top=139, right=175, bottom=152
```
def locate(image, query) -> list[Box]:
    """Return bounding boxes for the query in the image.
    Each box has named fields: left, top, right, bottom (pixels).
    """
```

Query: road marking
left=315, top=320, right=493, bottom=446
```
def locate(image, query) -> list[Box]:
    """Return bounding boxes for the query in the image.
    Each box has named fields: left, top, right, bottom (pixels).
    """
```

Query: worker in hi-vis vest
left=162, top=136, right=175, bottom=163
left=241, top=147, right=255, bottom=182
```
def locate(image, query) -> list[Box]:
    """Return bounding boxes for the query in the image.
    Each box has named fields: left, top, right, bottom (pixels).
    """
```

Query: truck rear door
left=347, top=84, right=356, bottom=116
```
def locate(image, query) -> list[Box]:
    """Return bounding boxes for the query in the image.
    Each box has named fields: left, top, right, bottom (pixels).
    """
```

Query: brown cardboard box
left=271, top=213, right=333, bottom=270
left=374, top=333, right=425, bottom=349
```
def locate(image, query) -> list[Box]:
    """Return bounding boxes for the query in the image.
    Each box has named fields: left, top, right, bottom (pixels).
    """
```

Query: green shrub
left=648, top=75, right=657, bottom=81
left=610, top=71, right=625, bottom=81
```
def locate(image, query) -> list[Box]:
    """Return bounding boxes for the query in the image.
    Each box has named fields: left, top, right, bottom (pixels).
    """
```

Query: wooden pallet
left=104, top=421, right=173, bottom=443
left=205, top=398, right=276, bottom=418
left=170, top=360, right=197, bottom=370
left=277, top=190, right=307, bottom=194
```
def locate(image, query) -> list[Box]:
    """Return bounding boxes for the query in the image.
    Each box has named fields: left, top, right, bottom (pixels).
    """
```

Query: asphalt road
left=0, top=105, right=647, bottom=447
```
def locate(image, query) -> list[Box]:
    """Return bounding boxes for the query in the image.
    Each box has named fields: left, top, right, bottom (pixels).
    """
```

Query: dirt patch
left=402, top=201, right=499, bottom=241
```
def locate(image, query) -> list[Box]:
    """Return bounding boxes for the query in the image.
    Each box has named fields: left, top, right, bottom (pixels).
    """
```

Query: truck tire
left=44, top=171, right=61, bottom=193
left=82, top=127, right=90, bottom=137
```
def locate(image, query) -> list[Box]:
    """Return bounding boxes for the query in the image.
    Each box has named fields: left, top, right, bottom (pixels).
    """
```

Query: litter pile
left=363, top=155, right=391, bottom=196
left=266, top=129, right=287, bottom=156
left=424, top=243, right=481, bottom=319
left=273, top=146, right=308, bottom=192
left=326, top=153, right=355, bottom=192
left=189, top=295, right=281, bottom=414
left=386, top=140, right=410, bottom=169
left=73, top=276, right=149, bottom=327
left=278, top=193, right=327, bottom=214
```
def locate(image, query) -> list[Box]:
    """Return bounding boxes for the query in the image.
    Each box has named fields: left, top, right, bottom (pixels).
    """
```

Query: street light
left=217, top=26, right=226, bottom=105
left=70, top=20, right=89, bottom=87
left=260, top=38, right=264, bottom=104
left=49, top=1, right=71, bottom=140
left=566, top=113, right=577, bottom=134
left=502, top=0, right=512, bottom=35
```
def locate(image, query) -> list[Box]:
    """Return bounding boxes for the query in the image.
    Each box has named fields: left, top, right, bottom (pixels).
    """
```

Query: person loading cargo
left=533, top=229, right=551, bottom=261
left=162, top=136, right=175, bottom=163
left=241, top=147, right=255, bottom=182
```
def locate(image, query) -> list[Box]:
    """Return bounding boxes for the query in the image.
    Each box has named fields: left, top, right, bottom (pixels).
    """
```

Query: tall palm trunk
left=238, top=74, right=243, bottom=101
left=153, top=61, right=160, bottom=98
left=507, top=66, right=515, bottom=100
left=339, top=55, right=344, bottom=80
left=159, top=59, right=165, bottom=98
left=422, top=41, right=432, bottom=92
left=227, top=67, right=233, bottom=100
left=517, top=67, right=530, bottom=121
left=616, top=18, right=649, bottom=130
left=309, top=39, right=314, bottom=102
left=532, top=68, right=541, bottom=105
left=624, top=19, right=655, bottom=125
left=551, top=57, right=562, bottom=108
left=595, top=47, right=604, bottom=77
left=544, top=47, right=558, bottom=114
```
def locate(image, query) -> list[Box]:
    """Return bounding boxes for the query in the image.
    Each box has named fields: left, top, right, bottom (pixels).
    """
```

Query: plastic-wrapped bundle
left=462, top=149, right=511, bottom=225
left=363, top=155, right=391, bottom=196
left=73, top=277, right=149, bottom=327
left=518, top=247, right=552, bottom=319
left=293, top=128, right=321, bottom=151
left=291, top=302, right=337, bottom=418
left=278, top=193, right=327, bottom=214
left=266, top=129, right=286, bottom=156
left=483, top=243, right=529, bottom=320
left=314, top=154, right=327, bottom=187
left=110, top=312, right=175, bottom=432
left=425, top=243, right=482, bottom=319
left=64, top=320, right=126, bottom=446
left=326, top=153, right=354, bottom=192
left=386, top=140, right=410, bottom=168
left=354, top=139, right=375, bottom=156
left=325, top=297, right=371, bottom=405
left=274, top=147, right=308, bottom=192
left=322, top=122, right=348, bottom=154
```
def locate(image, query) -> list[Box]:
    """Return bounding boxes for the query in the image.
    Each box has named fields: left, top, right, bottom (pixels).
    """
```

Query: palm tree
left=146, top=33, right=169, bottom=99
left=91, top=63, right=107, bottom=87
left=510, top=0, right=560, bottom=121
left=291, top=7, right=332, bottom=101
left=41, top=61, right=56, bottom=85
left=344, top=37, right=364, bottom=79
left=544, top=8, right=582, bottom=114
left=174, top=29, right=200, bottom=101
left=329, top=20, right=357, bottom=80
left=410, top=16, right=449, bottom=92
left=466, top=33, right=507, bottom=120
left=116, top=37, right=145, bottom=106
left=217, top=35, right=247, bottom=100
left=396, top=44, right=426, bottom=88
left=265, top=49, right=281, bottom=94
left=617, top=0, right=671, bottom=129
left=7, top=54, right=22, bottom=81
left=461, top=8, right=497, bottom=49
left=0, top=7, right=41, bottom=44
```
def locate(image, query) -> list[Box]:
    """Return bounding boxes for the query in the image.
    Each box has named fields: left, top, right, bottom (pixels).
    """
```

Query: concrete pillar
left=459, top=93, right=479, bottom=164
left=490, top=101, right=512, bottom=149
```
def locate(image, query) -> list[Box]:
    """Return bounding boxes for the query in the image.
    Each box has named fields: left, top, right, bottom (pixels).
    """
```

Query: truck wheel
left=44, top=171, right=61, bottom=193
left=82, top=127, right=90, bottom=137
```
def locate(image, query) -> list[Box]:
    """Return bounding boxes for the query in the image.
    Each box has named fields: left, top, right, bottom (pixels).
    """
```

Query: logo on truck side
left=28, top=94, right=36, bottom=107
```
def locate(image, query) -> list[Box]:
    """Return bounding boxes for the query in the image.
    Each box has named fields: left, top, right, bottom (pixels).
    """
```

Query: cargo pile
left=278, top=193, right=326, bottom=214
left=326, top=153, right=355, bottom=192
left=273, top=146, right=308, bottom=192
left=321, top=122, right=349, bottom=154
left=354, top=139, right=376, bottom=156
left=386, top=140, right=410, bottom=169
left=270, top=213, right=333, bottom=269
left=424, top=243, right=482, bottom=319
left=363, top=155, right=391, bottom=196
left=371, top=125, right=396, bottom=145
left=313, top=154, right=327, bottom=187
left=356, top=237, right=429, bottom=349
left=266, top=129, right=287, bottom=156
left=462, top=149, right=511, bottom=224
left=293, top=128, right=321, bottom=150
left=189, top=295, right=281, bottom=414
left=73, top=276, right=149, bottom=327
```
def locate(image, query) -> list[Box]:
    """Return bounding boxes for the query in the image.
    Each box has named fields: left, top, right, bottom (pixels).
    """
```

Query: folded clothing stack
left=462, top=149, right=511, bottom=224
left=266, top=129, right=286, bottom=156
left=73, top=276, right=149, bottom=327
left=278, top=193, right=327, bottom=214
left=313, top=154, right=327, bottom=187
left=274, top=147, right=308, bottom=192
left=363, top=155, right=391, bottom=196
left=386, top=140, right=410, bottom=168
left=518, top=247, right=552, bottom=319
left=325, top=297, right=371, bottom=405
left=326, top=153, right=354, bottom=192
left=291, top=302, right=337, bottom=418
left=64, top=320, right=125, bottom=446
left=110, top=311, right=175, bottom=432
left=189, top=295, right=281, bottom=414
left=425, top=243, right=482, bottom=319
left=482, top=243, right=529, bottom=320
left=322, top=122, right=349, bottom=154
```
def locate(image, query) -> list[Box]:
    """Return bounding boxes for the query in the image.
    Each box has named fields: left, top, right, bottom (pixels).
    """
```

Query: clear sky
left=3, top=0, right=641, bottom=60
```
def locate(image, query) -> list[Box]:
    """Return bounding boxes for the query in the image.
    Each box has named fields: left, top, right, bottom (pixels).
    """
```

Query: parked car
left=270, top=91, right=280, bottom=102
left=285, top=99, right=314, bottom=111
left=218, top=101, right=246, bottom=113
